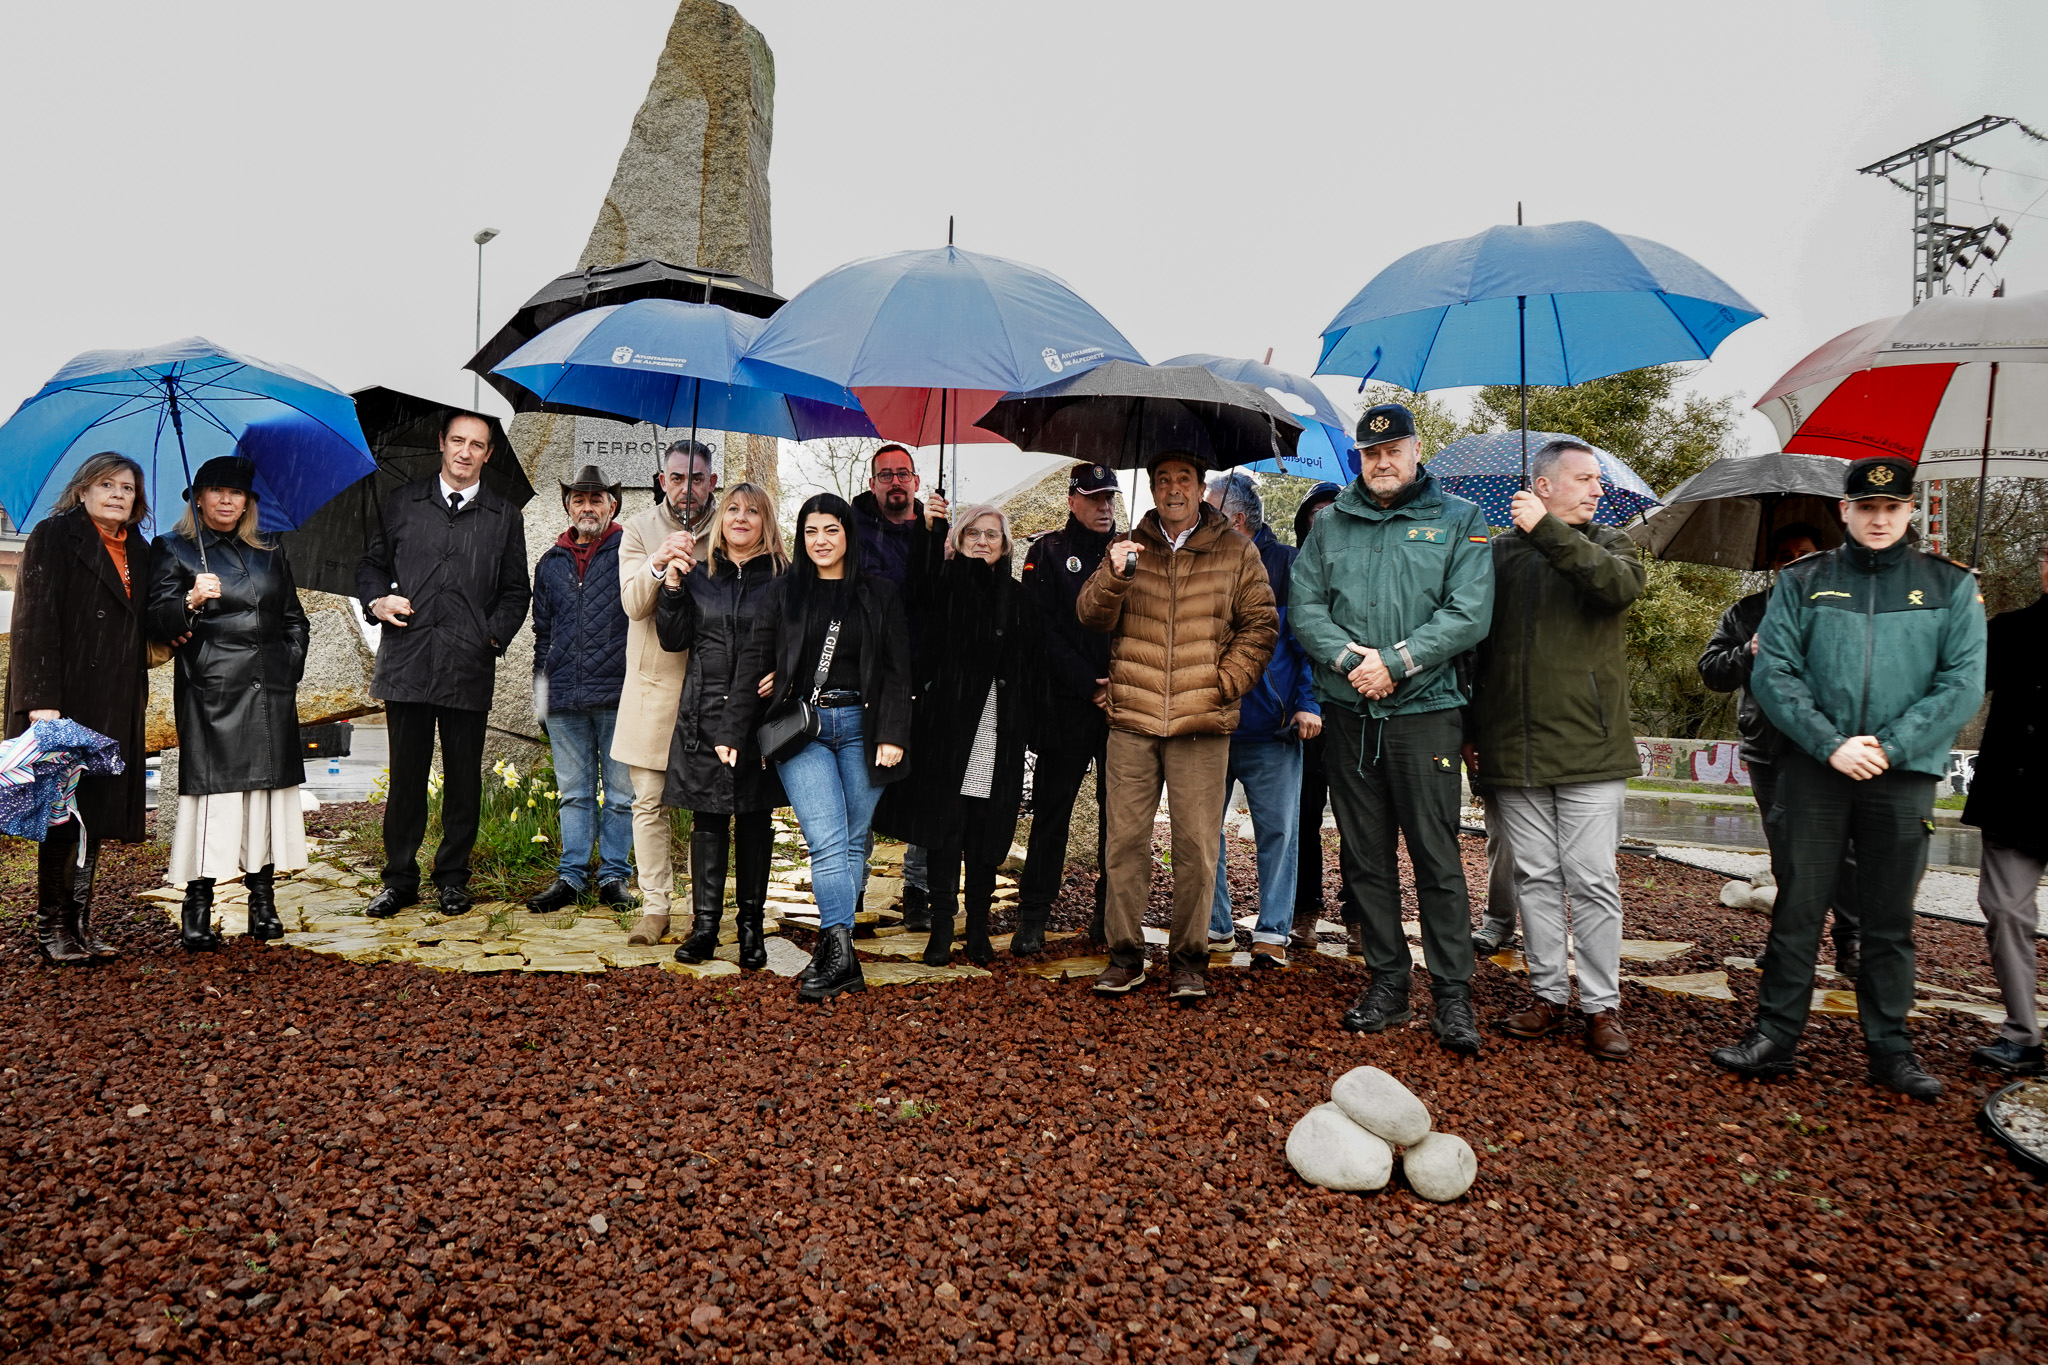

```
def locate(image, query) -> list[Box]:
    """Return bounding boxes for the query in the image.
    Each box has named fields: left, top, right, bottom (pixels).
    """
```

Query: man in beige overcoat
left=611, top=439, right=717, bottom=943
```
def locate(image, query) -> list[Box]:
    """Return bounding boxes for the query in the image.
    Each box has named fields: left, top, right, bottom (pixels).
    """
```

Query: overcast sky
left=5, top=0, right=2046, bottom=509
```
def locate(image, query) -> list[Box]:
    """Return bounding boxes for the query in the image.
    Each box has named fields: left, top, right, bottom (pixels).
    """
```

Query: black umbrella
left=279, top=387, right=535, bottom=598
left=465, top=258, right=783, bottom=413
left=975, top=361, right=1302, bottom=471
left=1625, top=451, right=1846, bottom=570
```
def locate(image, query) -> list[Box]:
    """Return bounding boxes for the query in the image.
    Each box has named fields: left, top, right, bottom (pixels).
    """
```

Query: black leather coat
left=146, top=529, right=310, bottom=796
left=1698, top=586, right=1783, bottom=765
left=1962, top=595, right=2047, bottom=860
left=655, top=551, right=788, bottom=814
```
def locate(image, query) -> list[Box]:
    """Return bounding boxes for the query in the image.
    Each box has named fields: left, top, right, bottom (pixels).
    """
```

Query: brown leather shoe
left=1585, top=1010, right=1631, bottom=1061
left=1094, top=962, right=1147, bottom=994
left=1288, top=919, right=1318, bottom=957
left=1167, top=968, right=1209, bottom=1001
left=1502, top=995, right=1572, bottom=1039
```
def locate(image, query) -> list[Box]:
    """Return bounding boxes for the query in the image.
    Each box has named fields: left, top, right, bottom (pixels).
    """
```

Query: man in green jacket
left=1470, top=438, right=1646, bottom=1062
left=1290, top=404, right=1495, bottom=1054
left=1710, top=456, right=1986, bottom=1100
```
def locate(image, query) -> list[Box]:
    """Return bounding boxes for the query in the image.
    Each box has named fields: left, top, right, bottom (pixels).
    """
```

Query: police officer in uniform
left=1013, top=463, right=1119, bottom=952
left=1710, top=456, right=1985, bottom=1099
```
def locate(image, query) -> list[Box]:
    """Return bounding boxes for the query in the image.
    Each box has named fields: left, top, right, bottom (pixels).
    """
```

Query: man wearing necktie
left=356, top=411, right=532, bottom=918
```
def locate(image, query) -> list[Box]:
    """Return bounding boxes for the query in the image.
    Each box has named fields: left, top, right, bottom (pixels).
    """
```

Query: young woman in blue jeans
left=718, top=493, right=910, bottom=1001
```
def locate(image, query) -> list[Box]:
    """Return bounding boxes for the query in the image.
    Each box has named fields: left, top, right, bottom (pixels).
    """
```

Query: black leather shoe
left=1710, top=1028, right=1799, bottom=1077
left=899, top=884, right=932, bottom=933
left=1340, top=977, right=1414, bottom=1034
left=525, top=878, right=579, bottom=914
left=1833, top=938, right=1862, bottom=984
left=1971, top=1037, right=2046, bottom=1075
left=1010, top=907, right=1048, bottom=957
left=597, top=879, right=639, bottom=909
left=1430, top=994, right=1481, bottom=1056
left=437, top=885, right=474, bottom=917
left=364, top=885, right=417, bottom=919
left=799, top=924, right=867, bottom=1003
left=1868, top=1050, right=1942, bottom=1101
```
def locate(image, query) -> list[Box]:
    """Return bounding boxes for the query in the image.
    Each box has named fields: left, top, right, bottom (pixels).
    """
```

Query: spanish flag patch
left=1467, top=535, right=1489, bottom=543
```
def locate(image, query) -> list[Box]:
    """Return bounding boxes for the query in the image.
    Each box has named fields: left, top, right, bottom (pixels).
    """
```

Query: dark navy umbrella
left=737, top=241, right=1144, bottom=492
left=1425, top=430, right=1660, bottom=528
left=1316, top=221, right=1761, bottom=485
left=1158, top=353, right=1357, bottom=481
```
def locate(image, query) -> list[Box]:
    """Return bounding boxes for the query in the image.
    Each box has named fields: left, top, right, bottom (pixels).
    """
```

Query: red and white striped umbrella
left=1755, top=291, right=2048, bottom=481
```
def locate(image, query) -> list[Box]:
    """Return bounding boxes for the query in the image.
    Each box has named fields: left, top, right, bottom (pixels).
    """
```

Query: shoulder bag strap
left=807, top=619, right=842, bottom=703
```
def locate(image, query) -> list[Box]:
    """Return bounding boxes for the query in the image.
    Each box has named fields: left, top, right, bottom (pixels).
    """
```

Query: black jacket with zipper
left=1698, top=586, right=1784, bottom=766
left=655, top=550, right=788, bottom=814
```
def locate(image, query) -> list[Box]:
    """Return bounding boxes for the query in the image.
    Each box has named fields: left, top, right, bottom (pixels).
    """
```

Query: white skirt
left=168, top=788, right=309, bottom=885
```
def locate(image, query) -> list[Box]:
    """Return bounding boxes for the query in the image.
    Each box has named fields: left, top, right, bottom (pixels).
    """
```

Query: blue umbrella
left=0, top=338, right=375, bottom=547
left=1424, top=430, right=1661, bottom=528
left=1315, top=220, right=1761, bottom=483
left=490, top=298, right=878, bottom=443
left=737, top=243, right=1144, bottom=491
left=1158, top=353, right=1357, bottom=481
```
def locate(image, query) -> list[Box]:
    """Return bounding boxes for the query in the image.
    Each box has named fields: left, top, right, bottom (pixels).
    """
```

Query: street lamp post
left=472, top=227, right=501, bottom=409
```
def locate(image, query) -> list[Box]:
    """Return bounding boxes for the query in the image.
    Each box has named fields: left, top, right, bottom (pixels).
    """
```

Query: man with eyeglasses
left=850, top=444, right=951, bottom=929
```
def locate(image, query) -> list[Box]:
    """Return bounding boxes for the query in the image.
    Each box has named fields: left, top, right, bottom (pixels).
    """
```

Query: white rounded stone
left=1285, top=1103, right=1394, bottom=1191
left=1401, top=1131, right=1477, bottom=1202
left=1330, top=1066, right=1431, bottom=1147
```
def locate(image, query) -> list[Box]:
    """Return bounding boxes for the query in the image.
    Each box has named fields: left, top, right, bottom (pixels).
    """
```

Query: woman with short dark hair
left=4, top=452, right=157, bottom=963
left=145, top=456, right=311, bottom=951
left=719, top=492, right=911, bottom=1001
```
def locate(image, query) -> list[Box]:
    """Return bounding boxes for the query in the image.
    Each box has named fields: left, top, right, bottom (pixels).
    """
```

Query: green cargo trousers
left=1756, top=752, right=1936, bottom=1057
left=1322, top=706, right=1474, bottom=992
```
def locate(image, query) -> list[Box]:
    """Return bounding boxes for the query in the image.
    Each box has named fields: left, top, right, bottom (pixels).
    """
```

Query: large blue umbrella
left=1425, top=430, right=1661, bottom=528
left=1158, top=353, right=1357, bottom=481
left=737, top=243, right=1144, bottom=491
left=1315, top=220, right=1761, bottom=483
left=0, top=337, right=375, bottom=540
left=490, top=298, right=877, bottom=442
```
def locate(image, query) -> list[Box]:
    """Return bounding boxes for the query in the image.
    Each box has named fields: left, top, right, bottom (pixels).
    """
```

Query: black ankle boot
left=900, top=883, right=932, bottom=933
left=181, top=879, right=220, bottom=953
left=675, top=824, right=729, bottom=964
left=1010, top=906, right=1048, bottom=957
left=246, top=865, right=283, bottom=942
left=922, top=904, right=956, bottom=966
left=733, top=815, right=771, bottom=971
left=800, top=924, right=867, bottom=1002
left=963, top=904, right=994, bottom=968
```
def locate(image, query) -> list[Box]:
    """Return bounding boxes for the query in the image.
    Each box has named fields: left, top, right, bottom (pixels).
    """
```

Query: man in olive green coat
left=1291, top=403, right=1495, bottom=1054
left=1470, top=438, right=1646, bottom=1061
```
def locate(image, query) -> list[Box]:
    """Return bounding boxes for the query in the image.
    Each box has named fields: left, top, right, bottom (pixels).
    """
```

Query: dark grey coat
left=355, top=478, right=530, bottom=712
left=146, top=528, right=310, bottom=796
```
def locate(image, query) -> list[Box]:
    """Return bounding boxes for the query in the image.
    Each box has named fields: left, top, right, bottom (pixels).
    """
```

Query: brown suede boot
left=626, top=914, right=669, bottom=946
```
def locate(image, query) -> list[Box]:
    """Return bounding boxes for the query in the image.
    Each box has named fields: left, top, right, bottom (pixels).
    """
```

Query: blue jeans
left=546, top=706, right=634, bottom=889
left=1210, top=738, right=1303, bottom=946
left=778, top=706, right=885, bottom=930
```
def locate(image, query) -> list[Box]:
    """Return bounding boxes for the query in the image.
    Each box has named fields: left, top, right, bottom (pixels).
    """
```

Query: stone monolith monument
left=492, top=0, right=777, bottom=748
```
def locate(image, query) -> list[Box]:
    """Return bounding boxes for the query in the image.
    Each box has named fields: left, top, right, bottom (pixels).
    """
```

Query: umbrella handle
left=1517, top=296, right=1529, bottom=493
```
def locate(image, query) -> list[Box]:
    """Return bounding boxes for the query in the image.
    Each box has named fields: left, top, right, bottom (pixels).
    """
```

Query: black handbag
left=756, top=618, right=842, bottom=763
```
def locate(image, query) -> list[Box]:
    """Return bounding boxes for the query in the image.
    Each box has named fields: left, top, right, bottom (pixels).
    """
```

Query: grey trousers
left=1475, top=789, right=1521, bottom=941
left=1494, top=779, right=1628, bottom=1014
left=1980, top=840, right=2044, bottom=1048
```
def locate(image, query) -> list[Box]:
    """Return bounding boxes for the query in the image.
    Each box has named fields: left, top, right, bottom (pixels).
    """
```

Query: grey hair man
left=607, top=439, right=718, bottom=943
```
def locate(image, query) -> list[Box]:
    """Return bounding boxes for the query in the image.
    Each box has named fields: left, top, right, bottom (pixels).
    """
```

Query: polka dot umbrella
left=1422, top=429, right=1660, bottom=528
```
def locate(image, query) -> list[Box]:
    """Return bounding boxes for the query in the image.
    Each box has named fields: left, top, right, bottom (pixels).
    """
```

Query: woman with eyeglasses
left=719, top=492, right=911, bottom=1001
left=874, top=505, right=1045, bottom=965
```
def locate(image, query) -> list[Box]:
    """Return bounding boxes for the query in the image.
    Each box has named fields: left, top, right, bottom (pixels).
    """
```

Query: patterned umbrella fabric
left=0, top=718, right=125, bottom=843
left=1423, top=430, right=1661, bottom=528
left=1158, top=353, right=1357, bottom=481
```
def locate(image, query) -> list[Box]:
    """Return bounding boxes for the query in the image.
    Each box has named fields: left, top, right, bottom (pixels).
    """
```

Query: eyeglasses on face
left=961, top=527, right=1004, bottom=543
left=872, top=469, right=917, bottom=483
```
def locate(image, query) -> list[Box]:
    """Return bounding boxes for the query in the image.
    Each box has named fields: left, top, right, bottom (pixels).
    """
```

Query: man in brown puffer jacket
left=1077, top=452, right=1279, bottom=1002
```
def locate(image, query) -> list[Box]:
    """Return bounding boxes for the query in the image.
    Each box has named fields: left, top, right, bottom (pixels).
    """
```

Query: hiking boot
left=1093, top=962, right=1147, bottom=995
left=1709, top=1028, right=1798, bottom=1077
left=1584, top=1010, right=1631, bottom=1061
left=797, top=924, right=867, bottom=1003
left=526, top=878, right=579, bottom=914
left=1970, top=1038, right=2044, bottom=1075
left=1168, top=969, right=1209, bottom=1001
left=1249, top=942, right=1287, bottom=970
left=365, top=885, right=417, bottom=919
left=1502, top=996, right=1572, bottom=1040
left=1429, top=994, right=1481, bottom=1056
left=1471, top=925, right=1517, bottom=957
left=1867, top=1051, right=1942, bottom=1101
left=1340, top=977, right=1413, bottom=1034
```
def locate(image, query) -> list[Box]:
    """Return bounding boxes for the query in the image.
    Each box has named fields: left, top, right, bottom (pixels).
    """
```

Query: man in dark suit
left=357, top=412, right=531, bottom=917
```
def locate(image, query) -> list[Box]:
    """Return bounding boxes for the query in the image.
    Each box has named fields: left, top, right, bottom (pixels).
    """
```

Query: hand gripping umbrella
left=0, top=338, right=376, bottom=573
left=737, top=240, right=1145, bottom=496
left=1424, top=430, right=1661, bottom=529
left=1624, top=451, right=1848, bottom=570
left=1754, top=290, right=2048, bottom=564
left=1315, top=220, right=1762, bottom=488
left=1158, top=353, right=1357, bottom=481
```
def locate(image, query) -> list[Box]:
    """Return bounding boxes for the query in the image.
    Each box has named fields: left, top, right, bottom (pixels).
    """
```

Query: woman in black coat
left=145, top=456, right=311, bottom=951
left=656, top=482, right=789, bottom=969
left=717, top=492, right=911, bottom=1003
left=874, top=504, right=1044, bottom=966
left=4, top=453, right=157, bottom=964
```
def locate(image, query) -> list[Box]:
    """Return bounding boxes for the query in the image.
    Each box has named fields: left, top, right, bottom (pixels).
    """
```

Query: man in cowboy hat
left=526, top=464, right=637, bottom=916
left=1711, top=455, right=1985, bottom=1099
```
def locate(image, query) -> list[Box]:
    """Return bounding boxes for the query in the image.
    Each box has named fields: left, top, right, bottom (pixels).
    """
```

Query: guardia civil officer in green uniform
left=1290, top=403, right=1496, bottom=1055
left=1710, top=456, right=1985, bottom=1100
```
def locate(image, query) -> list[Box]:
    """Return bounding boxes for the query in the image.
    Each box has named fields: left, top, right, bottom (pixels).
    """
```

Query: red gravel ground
left=2, top=812, right=2043, bottom=1364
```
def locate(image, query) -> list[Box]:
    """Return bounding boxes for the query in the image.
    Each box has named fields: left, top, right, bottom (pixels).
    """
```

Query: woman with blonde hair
left=5, top=451, right=159, bottom=963
left=145, top=456, right=310, bottom=951
left=656, top=482, right=791, bottom=967
left=874, top=504, right=1045, bottom=965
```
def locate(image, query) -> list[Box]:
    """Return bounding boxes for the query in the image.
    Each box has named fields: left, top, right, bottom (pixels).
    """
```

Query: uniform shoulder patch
left=1467, top=534, right=1489, bottom=543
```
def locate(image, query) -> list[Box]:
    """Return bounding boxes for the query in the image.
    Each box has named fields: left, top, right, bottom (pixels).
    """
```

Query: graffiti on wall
left=1636, top=737, right=1752, bottom=787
